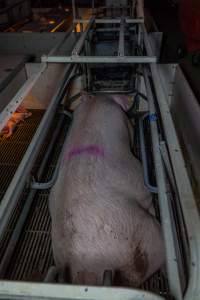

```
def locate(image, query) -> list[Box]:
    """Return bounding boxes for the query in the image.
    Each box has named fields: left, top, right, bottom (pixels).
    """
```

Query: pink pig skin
left=49, top=94, right=165, bottom=287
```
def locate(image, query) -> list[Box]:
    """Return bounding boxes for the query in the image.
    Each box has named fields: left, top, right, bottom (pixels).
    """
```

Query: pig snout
left=49, top=93, right=165, bottom=287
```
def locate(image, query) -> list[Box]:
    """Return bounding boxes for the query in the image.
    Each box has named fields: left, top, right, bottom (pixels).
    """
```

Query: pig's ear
left=80, top=90, right=94, bottom=102
left=111, top=94, right=132, bottom=111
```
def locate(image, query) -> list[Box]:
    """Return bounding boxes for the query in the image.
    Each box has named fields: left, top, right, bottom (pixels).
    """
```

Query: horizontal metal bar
left=95, top=27, right=135, bottom=32
left=0, top=282, right=165, bottom=300
left=72, top=16, right=95, bottom=56
left=73, top=18, right=144, bottom=24
left=42, top=55, right=157, bottom=64
left=126, top=18, right=144, bottom=24
left=74, top=18, right=121, bottom=24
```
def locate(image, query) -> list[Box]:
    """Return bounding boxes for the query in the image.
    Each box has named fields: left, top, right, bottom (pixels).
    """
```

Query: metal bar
left=95, top=27, right=135, bottom=32
left=72, top=16, right=95, bottom=56
left=143, top=68, right=182, bottom=300
left=0, top=282, right=165, bottom=300
left=142, top=23, right=200, bottom=300
left=139, top=113, right=158, bottom=193
left=74, top=18, right=120, bottom=24
left=126, top=17, right=144, bottom=23
left=31, top=110, right=72, bottom=190
left=118, top=17, right=125, bottom=57
left=159, top=141, right=176, bottom=191
left=74, top=18, right=144, bottom=24
left=42, top=55, right=157, bottom=64
left=72, top=0, right=76, bottom=21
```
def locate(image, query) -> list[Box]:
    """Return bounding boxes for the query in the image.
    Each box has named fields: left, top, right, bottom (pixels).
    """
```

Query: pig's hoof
left=103, top=270, right=112, bottom=286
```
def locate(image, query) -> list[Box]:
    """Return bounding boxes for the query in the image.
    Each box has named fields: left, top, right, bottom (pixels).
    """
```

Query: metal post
left=118, top=17, right=125, bottom=57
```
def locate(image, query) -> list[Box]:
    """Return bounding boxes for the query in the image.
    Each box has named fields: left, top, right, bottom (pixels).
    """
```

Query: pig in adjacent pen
left=0, top=105, right=32, bottom=138
left=49, top=93, right=165, bottom=287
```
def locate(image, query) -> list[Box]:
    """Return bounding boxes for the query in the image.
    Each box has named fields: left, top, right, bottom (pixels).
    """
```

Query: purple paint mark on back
left=63, top=145, right=105, bottom=162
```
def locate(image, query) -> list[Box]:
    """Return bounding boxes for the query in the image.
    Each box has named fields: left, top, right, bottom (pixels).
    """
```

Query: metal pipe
left=139, top=113, right=158, bottom=193
left=143, top=68, right=182, bottom=300
left=30, top=111, right=71, bottom=190
left=72, top=0, right=76, bottom=21
left=92, top=89, right=135, bottom=94
left=30, top=110, right=72, bottom=190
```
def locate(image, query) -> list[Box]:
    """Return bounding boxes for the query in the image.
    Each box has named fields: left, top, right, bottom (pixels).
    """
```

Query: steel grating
left=0, top=112, right=170, bottom=298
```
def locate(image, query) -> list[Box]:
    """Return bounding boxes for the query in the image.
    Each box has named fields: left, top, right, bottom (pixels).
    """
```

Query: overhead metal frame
left=41, top=17, right=156, bottom=64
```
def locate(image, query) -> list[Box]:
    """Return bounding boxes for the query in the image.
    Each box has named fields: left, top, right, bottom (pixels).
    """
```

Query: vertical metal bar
left=72, top=0, right=76, bottom=21
left=138, top=24, right=141, bottom=47
left=118, top=17, right=125, bottom=56
left=143, top=68, right=182, bottom=300
left=139, top=113, right=158, bottom=193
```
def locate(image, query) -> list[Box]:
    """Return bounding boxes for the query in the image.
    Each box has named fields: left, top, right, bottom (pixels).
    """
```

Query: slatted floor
left=0, top=110, right=44, bottom=201
left=0, top=111, right=170, bottom=298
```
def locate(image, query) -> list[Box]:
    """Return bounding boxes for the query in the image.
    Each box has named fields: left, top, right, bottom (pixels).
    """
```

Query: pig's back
left=50, top=156, right=164, bottom=286
left=49, top=98, right=164, bottom=286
